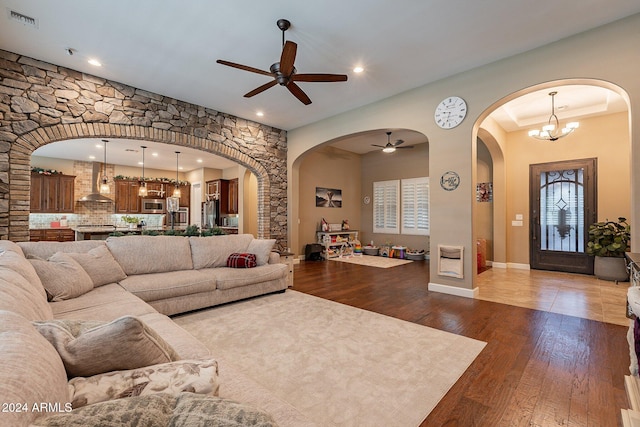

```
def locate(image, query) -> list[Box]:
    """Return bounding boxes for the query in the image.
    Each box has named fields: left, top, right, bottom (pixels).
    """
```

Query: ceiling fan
left=216, top=19, right=348, bottom=105
left=372, top=132, right=413, bottom=153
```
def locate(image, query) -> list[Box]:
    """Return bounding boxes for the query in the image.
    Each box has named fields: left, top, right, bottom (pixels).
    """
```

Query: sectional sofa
left=0, top=235, right=313, bottom=426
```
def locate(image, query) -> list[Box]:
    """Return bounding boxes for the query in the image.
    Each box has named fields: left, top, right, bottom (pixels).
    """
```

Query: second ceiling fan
left=372, top=132, right=413, bottom=153
left=216, top=19, right=348, bottom=105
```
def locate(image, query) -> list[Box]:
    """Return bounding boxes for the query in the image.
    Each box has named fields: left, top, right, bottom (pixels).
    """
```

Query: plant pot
left=594, top=256, right=629, bottom=282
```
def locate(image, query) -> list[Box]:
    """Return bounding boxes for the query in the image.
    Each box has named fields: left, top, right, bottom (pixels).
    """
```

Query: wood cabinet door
left=146, top=182, right=165, bottom=198
left=115, top=180, right=140, bottom=213
left=58, top=175, right=75, bottom=213
left=30, top=174, right=44, bottom=212
left=42, top=175, right=59, bottom=212
left=218, top=180, right=230, bottom=215
left=228, top=179, right=238, bottom=214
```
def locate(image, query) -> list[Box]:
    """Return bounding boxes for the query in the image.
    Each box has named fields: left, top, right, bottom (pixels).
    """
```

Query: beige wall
left=504, top=111, right=630, bottom=265
left=360, top=142, right=430, bottom=252
left=288, top=14, right=640, bottom=293
left=298, top=146, right=361, bottom=254
left=243, top=170, right=259, bottom=237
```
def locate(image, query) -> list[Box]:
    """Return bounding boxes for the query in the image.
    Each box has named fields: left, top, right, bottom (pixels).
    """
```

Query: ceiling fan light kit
left=528, top=91, right=579, bottom=141
left=217, top=19, right=348, bottom=105
left=372, top=131, right=413, bottom=153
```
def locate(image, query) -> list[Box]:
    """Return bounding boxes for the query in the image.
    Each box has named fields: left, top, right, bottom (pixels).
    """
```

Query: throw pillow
left=246, top=238, right=276, bottom=266
left=171, top=393, right=279, bottom=427
left=29, top=252, right=94, bottom=301
left=68, top=358, right=219, bottom=409
left=33, top=316, right=181, bottom=378
left=66, top=245, right=127, bottom=287
left=31, top=393, right=176, bottom=427
left=226, top=253, right=257, bottom=268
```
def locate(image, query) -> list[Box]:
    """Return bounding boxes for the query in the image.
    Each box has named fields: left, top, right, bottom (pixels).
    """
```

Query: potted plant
left=121, top=215, right=140, bottom=229
left=586, top=217, right=630, bottom=282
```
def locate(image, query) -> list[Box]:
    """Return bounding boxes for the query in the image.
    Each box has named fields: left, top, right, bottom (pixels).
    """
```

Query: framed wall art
left=316, top=187, right=342, bottom=208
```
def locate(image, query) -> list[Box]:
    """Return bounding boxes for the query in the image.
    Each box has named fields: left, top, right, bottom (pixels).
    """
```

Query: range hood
left=78, top=163, right=114, bottom=203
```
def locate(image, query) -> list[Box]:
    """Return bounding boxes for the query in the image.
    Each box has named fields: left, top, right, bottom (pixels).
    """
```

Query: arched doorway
left=475, top=80, right=631, bottom=275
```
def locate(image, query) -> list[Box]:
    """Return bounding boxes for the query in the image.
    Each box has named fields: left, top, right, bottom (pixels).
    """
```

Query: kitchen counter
left=73, top=225, right=188, bottom=240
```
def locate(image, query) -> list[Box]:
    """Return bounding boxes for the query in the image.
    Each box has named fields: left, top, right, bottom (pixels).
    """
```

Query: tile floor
left=476, top=267, right=631, bottom=326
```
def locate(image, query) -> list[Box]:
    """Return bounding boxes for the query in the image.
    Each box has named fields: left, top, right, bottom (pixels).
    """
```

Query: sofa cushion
left=29, top=252, right=94, bottom=301
left=211, top=264, right=288, bottom=290
left=50, top=283, right=157, bottom=321
left=189, top=234, right=254, bottom=269
left=138, top=312, right=211, bottom=360
left=0, top=251, right=53, bottom=320
left=247, top=238, right=276, bottom=266
left=18, top=240, right=106, bottom=260
left=66, top=245, right=127, bottom=287
left=106, top=235, right=193, bottom=275
left=227, top=252, right=257, bottom=268
left=0, top=310, right=70, bottom=427
left=0, top=239, right=25, bottom=255
left=68, top=358, right=219, bottom=409
left=33, top=316, right=180, bottom=378
left=118, top=270, right=216, bottom=302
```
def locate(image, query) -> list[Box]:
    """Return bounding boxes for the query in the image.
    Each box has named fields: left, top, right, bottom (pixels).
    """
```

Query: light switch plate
left=515, top=214, right=523, bottom=220
left=512, top=220, right=523, bottom=226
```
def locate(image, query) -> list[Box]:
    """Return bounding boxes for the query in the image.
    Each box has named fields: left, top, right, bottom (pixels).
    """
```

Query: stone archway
left=0, top=50, right=287, bottom=245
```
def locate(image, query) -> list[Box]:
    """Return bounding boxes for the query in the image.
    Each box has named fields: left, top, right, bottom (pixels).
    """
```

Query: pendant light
left=528, top=91, right=579, bottom=141
left=172, top=151, right=181, bottom=198
left=99, top=139, right=110, bottom=194
left=138, top=145, right=148, bottom=197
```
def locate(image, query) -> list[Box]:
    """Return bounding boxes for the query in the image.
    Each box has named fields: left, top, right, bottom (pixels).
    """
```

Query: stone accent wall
left=0, top=49, right=287, bottom=246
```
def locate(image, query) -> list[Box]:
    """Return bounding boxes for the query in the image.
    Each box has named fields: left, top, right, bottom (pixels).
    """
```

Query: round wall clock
left=434, top=96, right=467, bottom=129
left=440, top=171, right=460, bottom=191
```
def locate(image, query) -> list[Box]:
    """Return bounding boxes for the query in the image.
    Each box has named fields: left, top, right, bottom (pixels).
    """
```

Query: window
left=401, top=177, right=429, bottom=235
left=373, top=180, right=399, bottom=234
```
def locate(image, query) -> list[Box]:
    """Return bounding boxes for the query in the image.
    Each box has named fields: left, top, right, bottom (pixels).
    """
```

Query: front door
left=530, top=158, right=597, bottom=274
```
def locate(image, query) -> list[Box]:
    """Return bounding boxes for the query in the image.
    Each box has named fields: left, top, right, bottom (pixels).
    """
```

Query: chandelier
left=528, top=91, right=579, bottom=141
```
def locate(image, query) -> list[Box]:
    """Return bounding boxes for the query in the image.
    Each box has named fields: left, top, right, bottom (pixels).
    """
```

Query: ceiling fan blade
left=286, top=82, right=312, bottom=105
left=393, top=139, right=405, bottom=146
left=280, top=41, right=297, bottom=77
left=244, top=80, right=278, bottom=98
left=396, top=146, right=413, bottom=149
left=371, top=144, right=386, bottom=148
left=216, top=60, right=273, bottom=77
left=292, top=73, right=348, bottom=83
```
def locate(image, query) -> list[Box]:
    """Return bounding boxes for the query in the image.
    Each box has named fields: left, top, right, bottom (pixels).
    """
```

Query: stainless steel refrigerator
left=201, top=200, right=219, bottom=228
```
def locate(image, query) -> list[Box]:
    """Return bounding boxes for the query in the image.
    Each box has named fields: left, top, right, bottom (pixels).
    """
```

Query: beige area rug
left=174, top=290, right=486, bottom=426
left=329, top=254, right=413, bottom=268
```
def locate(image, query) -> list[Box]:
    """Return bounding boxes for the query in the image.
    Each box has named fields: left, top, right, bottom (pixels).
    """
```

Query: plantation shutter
left=401, top=177, right=429, bottom=235
left=373, top=180, right=399, bottom=234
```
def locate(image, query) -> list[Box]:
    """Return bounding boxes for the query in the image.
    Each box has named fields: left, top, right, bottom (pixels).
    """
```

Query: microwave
left=141, top=198, right=165, bottom=213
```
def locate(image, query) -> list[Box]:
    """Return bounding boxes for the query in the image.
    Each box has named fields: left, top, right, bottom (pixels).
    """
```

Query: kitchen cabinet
left=114, top=179, right=141, bottom=213
left=166, top=183, right=191, bottom=208
left=205, top=179, right=236, bottom=214
left=30, top=228, right=75, bottom=242
left=30, top=173, right=75, bottom=213
left=145, top=182, right=166, bottom=198
left=228, top=178, right=238, bottom=214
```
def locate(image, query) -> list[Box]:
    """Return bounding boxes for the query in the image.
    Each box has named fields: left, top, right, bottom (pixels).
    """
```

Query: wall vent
left=7, top=9, right=38, bottom=28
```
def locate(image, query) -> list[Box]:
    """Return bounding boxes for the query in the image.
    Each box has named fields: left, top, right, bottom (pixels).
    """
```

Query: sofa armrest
left=268, top=251, right=281, bottom=264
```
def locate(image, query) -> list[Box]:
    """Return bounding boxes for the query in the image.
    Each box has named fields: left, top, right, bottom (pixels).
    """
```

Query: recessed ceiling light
left=179, top=166, right=184, bottom=170
left=95, top=144, right=102, bottom=148
left=88, top=155, right=95, bottom=160
left=152, top=152, right=159, bottom=157
left=256, top=111, right=264, bottom=117
left=353, top=66, right=364, bottom=73
left=197, top=159, right=203, bottom=163
left=137, top=161, right=144, bottom=165
left=88, top=58, right=102, bottom=67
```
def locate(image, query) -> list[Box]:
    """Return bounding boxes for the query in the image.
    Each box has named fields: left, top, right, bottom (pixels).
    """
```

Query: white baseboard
left=486, top=262, right=530, bottom=270
left=507, top=263, right=530, bottom=270
left=428, top=282, right=479, bottom=299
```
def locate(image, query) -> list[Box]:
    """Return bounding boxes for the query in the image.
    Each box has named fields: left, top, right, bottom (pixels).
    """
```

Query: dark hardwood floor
left=293, top=259, right=629, bottom=427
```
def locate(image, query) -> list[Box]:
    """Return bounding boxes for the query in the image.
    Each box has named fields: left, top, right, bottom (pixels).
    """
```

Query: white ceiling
left=1, top=1, right=638, bottom=164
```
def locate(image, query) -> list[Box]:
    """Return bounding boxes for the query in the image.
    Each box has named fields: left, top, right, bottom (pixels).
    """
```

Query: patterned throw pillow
left=68, top=358, right=219, bottom=409
left=226, top=253, right=257, bottom=268
left=33, top=316, right=180, bottom=378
